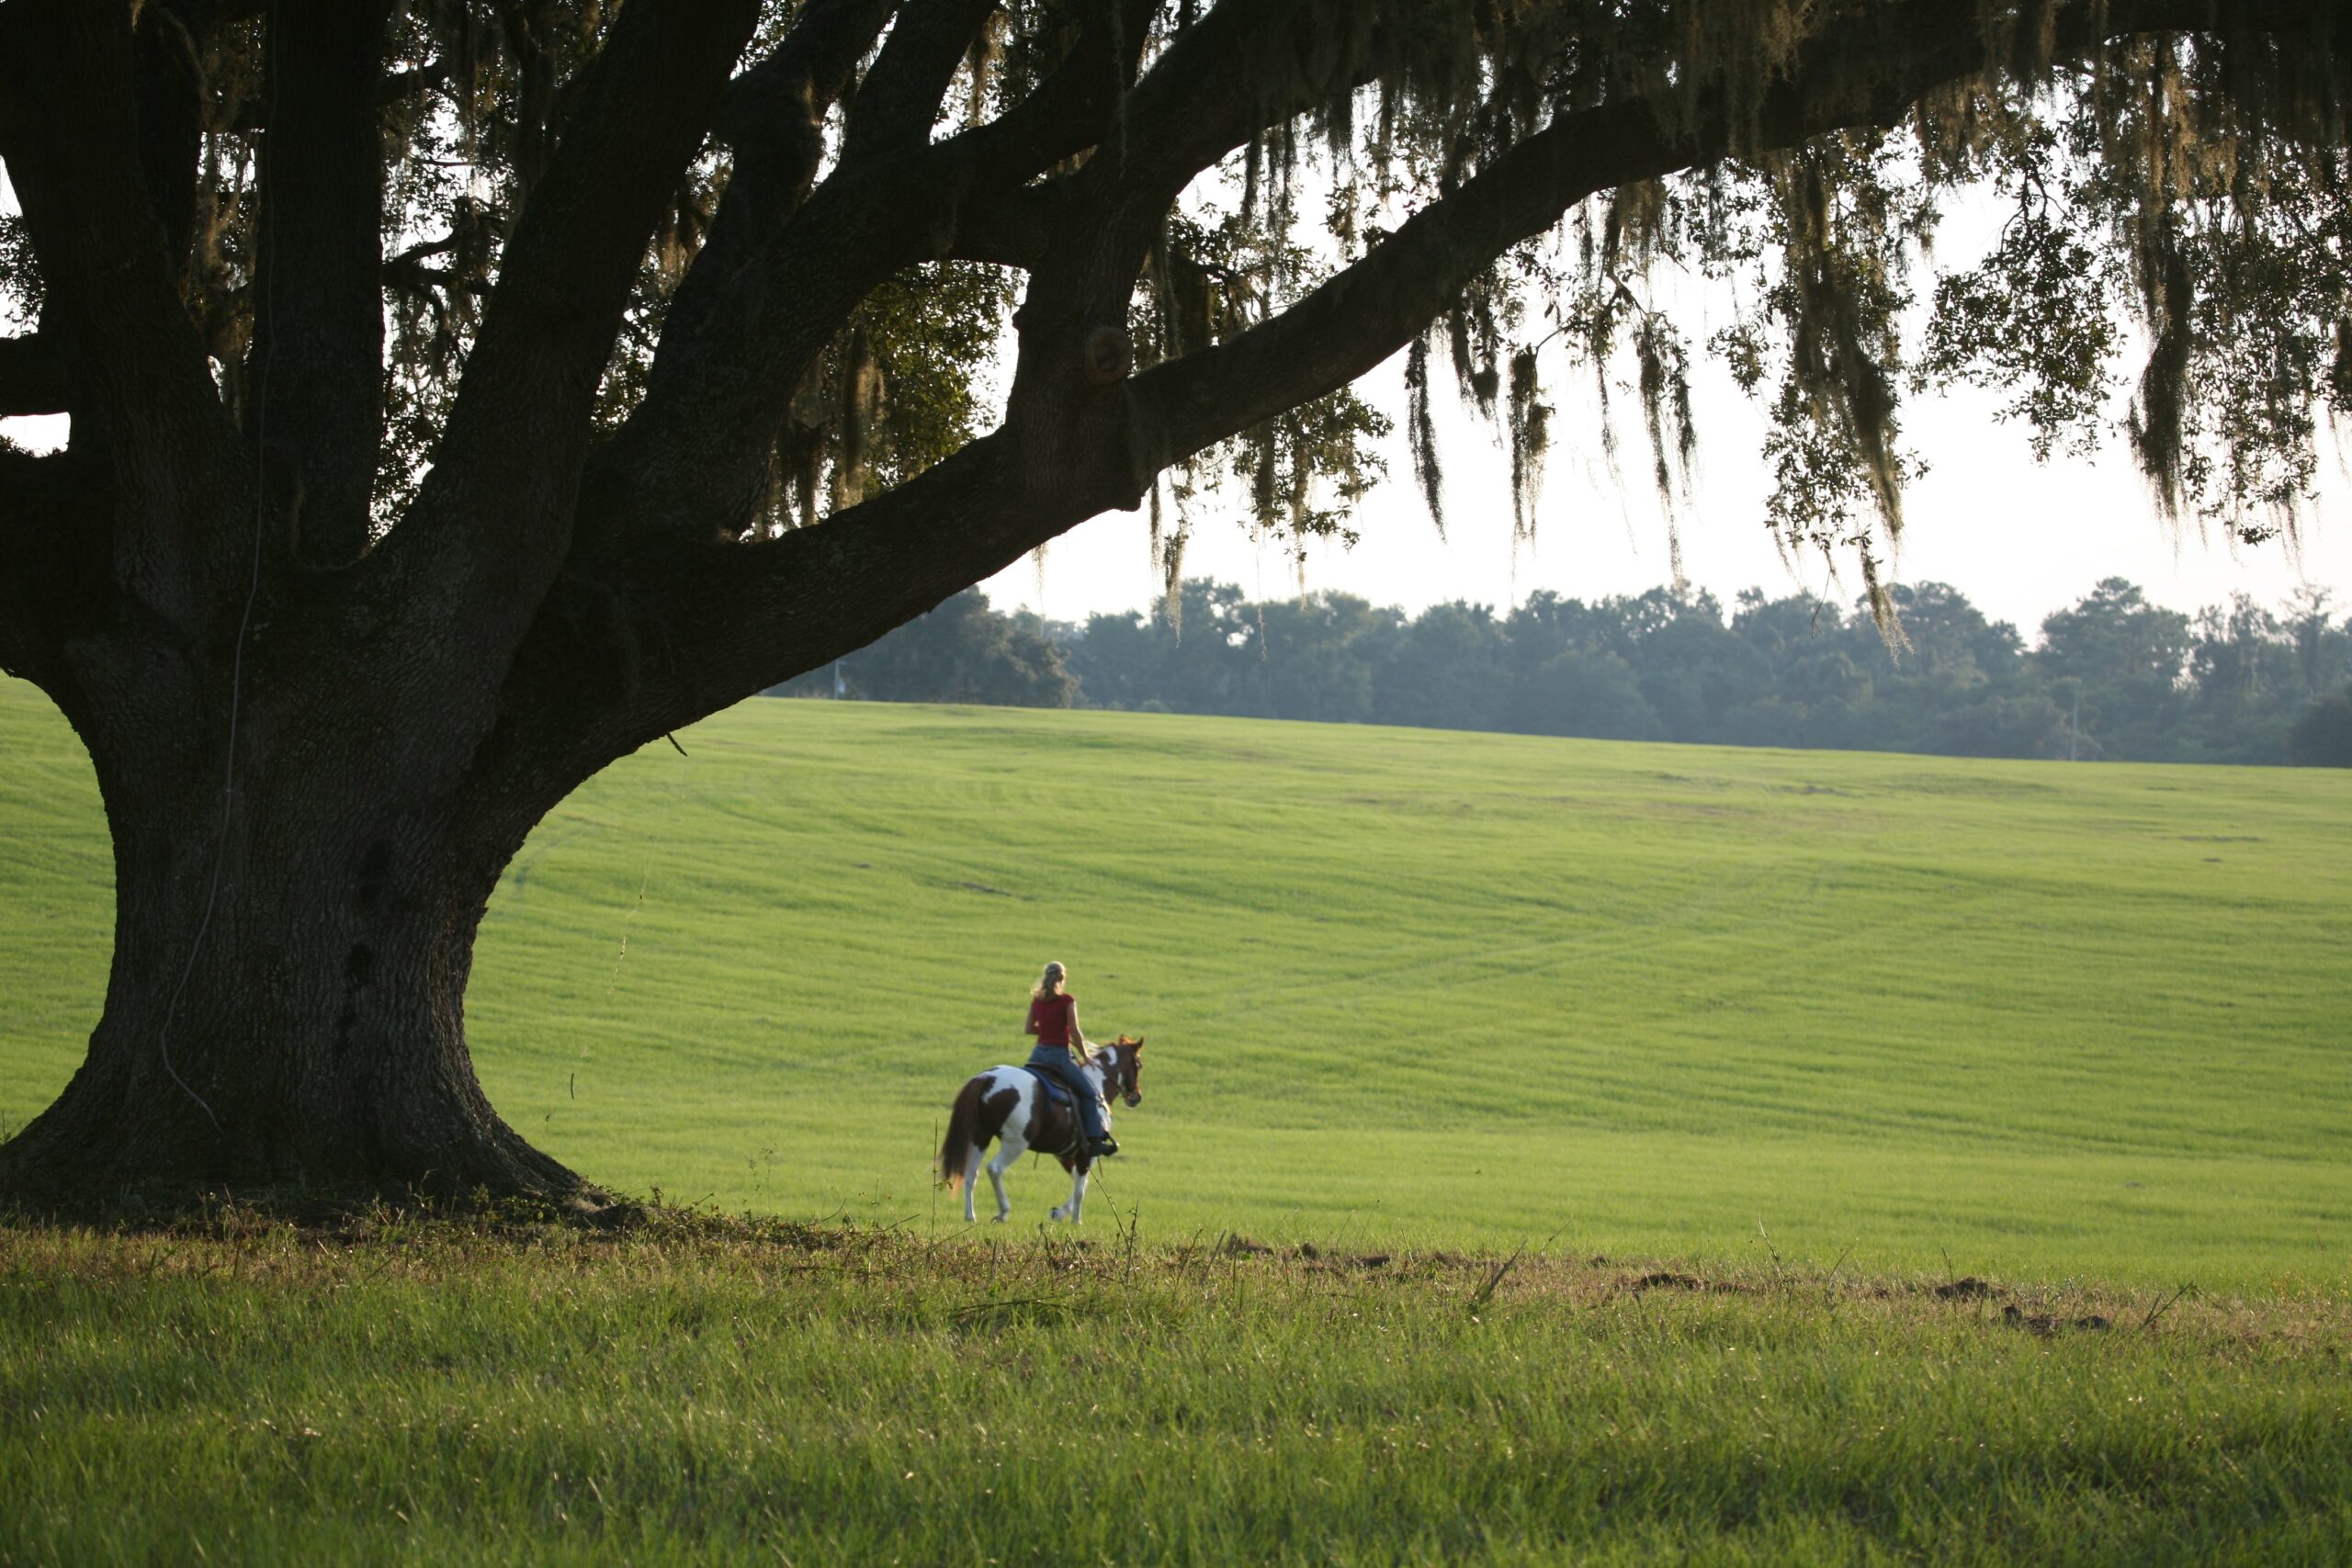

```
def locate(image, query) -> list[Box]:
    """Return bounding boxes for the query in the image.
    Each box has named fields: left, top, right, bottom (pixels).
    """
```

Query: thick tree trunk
left=0, top=672, right=591, bottom=1212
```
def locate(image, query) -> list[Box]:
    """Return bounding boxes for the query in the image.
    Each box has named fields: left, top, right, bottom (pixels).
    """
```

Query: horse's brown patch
left=978, top=1084, right=1022, bottom=1145
left=1021, top=1079, right=1080, bottom=1166
left=1097, top=1038, right=1146, bottom=1107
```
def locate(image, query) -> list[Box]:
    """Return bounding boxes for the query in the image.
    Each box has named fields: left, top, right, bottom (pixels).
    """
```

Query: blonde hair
left=1031, top=961, right=1067, bottom=1000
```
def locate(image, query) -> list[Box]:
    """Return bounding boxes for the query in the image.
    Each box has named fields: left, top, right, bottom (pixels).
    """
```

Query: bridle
left=1103, top=1043, right=1142, bottom=1107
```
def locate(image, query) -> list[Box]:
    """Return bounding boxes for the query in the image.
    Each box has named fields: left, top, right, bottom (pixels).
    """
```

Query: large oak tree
left=0, top=0, right=2343, bottom=1207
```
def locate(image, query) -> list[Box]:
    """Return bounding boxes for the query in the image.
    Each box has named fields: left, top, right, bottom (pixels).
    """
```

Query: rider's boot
left=1084, top=1105, right=1118, bottom=1158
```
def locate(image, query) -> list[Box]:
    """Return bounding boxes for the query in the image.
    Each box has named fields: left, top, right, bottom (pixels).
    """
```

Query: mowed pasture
left=6, top=677, right=2352, bottom=1564
left=3, top=676, right=2347, bottom=1286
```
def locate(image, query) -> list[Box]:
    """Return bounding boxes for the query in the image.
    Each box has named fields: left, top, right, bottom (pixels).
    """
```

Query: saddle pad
left=1020, top=1065, right=1075, bottom=1107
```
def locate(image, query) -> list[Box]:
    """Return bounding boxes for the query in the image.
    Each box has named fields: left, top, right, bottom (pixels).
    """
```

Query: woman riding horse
left=1025, top=961, right=1118, bottom=1159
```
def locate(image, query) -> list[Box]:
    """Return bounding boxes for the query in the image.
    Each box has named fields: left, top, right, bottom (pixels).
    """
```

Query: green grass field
left=5, top=677, right=2350, bottom=1286
left=6, top=676, right=2351, bottom=1563
left=8, top=1216, right=2352, bottom=1567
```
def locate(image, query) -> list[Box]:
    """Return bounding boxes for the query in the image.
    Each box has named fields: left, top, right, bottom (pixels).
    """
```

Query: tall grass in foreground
left=4, top=1216, right=2347, bottom=1566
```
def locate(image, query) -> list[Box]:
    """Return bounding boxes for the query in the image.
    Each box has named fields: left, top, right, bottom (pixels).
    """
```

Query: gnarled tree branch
left=248, top=0, right=393, bottom=570
left=841, top=0, right=999, bottom=168
left=582, top=0, right=1155, bottom=556
left=0, top=445, right=111, bottom=714
left=484, top=432, right=1048, bottom=819
left=220, top=53, right=447, bottom=133
left=660, top=0, right=899, bottom=378
left=133, top=0, right=205, bottom=287
left=0, top=0, right=242, bottom=624
left=0, top=334, right=70, bottom=420
left=930, top=182, right=1069, bottom=269
left=382, top=0, right=759, bottom=649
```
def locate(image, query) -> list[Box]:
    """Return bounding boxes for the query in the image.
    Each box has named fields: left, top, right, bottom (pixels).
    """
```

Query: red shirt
left=1027, top=992, right=1076, bottom=1047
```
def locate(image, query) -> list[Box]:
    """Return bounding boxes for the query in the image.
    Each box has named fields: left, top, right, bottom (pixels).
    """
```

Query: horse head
left=1104, top=1034, right=1145, bottom=1107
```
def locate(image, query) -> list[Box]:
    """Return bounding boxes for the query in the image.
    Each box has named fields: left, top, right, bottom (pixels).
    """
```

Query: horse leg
left=986, top=1132, right=1025, bottom=1223
left=961, top=1142, right=985, bottom=1224
left=1052, top=1163, right=1090, bottom=1224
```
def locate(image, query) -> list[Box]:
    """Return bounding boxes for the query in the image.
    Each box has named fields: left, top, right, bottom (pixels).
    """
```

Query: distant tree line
left=770, top=577, right=2352, bottom=767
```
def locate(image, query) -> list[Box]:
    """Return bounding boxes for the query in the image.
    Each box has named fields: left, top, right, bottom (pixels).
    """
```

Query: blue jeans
left=1025, top=1046, right=1107, bottom=1142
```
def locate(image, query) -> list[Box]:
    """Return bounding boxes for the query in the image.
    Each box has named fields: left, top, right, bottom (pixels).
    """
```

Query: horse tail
left=939, top=1077, right=986, bottom=1191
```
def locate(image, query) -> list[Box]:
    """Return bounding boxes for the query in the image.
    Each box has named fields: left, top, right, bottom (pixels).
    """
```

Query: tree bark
left=0, top=644, right=589, bottom=1212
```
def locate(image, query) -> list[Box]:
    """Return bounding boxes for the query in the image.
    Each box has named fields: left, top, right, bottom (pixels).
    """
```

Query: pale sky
left=983, top=343, right=2352, bottom=637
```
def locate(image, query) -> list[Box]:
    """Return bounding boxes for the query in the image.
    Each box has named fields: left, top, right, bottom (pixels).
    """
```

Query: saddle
left=1021, top=1064, right=1085, bottom=1109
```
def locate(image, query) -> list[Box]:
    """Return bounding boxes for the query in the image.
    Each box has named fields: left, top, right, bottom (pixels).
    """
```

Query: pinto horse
left=938, top=1036, right=1146, bottom=1224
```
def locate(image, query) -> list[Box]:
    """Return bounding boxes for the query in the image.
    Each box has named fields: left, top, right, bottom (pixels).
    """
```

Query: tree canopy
left=0, top=0, right=2346, bottom=1206
left=6, top=1, right=2349, bottom=648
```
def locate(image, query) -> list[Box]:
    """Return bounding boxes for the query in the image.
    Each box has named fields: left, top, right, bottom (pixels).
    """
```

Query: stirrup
left=1088, top=1136, right=1120, bottom=1158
